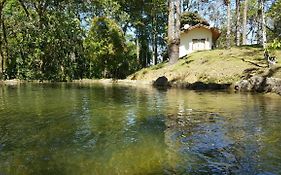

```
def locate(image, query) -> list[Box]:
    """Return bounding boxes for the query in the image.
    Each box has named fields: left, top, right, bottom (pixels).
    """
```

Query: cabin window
left=192, top=39, right=206, bottom=51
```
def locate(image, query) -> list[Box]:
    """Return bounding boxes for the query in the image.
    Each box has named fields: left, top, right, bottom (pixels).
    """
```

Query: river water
left=0, top=83, right=280, bottom=175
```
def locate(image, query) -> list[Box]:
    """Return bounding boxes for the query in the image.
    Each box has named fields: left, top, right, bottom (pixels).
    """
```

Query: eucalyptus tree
left=0, top=0, right=7, bottom=78
left=118, top=0, right=168, bottom=67
left=122, top=0, right=152, bottom=67
left=149, top=0, right=168, bottom=65
left=168, top=0, right=181, bottom=64
left=236, top=0, right=241, bottom=46
left=242, top=0, right=248, bottom=45
left=224, top=0, right=231, bottom=49
left=259, top=0, right=267, bottom=48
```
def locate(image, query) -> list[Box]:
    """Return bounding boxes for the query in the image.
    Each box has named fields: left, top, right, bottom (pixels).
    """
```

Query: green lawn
left=128, top=46, right=281, bottom=85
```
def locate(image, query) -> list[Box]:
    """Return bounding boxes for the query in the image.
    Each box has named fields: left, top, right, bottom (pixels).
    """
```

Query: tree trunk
left=136, top=38, right=140, bottom=64
left=257, top=0, right=262, bottom=45
left=168, top=0, right=181, bottom=64
left=226, top=0, right=231, bottom=49
left=153, top=32, right=158, bottom=65
left=261, top=0, right=266, bottom=48
left=236, top=0, right=241, bottom=46
left=152, top=12, right=158, bottom=65
left=0, top=4, right=3, bottom=77
left=0, top=0, right=7, bottom=79
left=242, top=0, right=248, bottom=45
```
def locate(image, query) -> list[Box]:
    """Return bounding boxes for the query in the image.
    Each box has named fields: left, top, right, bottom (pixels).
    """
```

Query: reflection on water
left=0, top=83, right=281, bottom=174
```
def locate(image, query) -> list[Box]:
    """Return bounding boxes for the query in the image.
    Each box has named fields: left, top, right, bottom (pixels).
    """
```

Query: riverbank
left=127, top=46, right=281, bottom=94
left=1, top=77, right=281, bottom=97
left=0, top=79, right=22, bottom=86
left=1, top=46, right=281, bottom=95
left=72, top=79, right=152, bottom=87
left=0, top=79, right=153, bottom=88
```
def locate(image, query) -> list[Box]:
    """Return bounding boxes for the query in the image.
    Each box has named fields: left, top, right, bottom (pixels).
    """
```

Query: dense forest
left=0, top=0, right=280, bottom=81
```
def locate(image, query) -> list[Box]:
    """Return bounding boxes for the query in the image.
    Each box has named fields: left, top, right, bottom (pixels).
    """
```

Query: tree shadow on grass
left=181, top=59, right=194, bottom=65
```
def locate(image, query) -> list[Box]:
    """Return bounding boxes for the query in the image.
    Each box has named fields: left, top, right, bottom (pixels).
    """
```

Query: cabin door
left=192, top=39, right=206, bottom=51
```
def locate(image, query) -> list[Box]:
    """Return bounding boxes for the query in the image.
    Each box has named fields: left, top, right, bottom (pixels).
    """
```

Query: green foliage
left=119, top=0, right=168, bottom=67
left=0, top=0, right=87, bottom=81
left=268, top=39, right=281, bottom=50
left=85, top=17, right=137, bottom=79
left=1, top=0, right=278, bottom=81
left=268, top=0, right=281, bottom=43
left=0, top=0, right=141, bottom=81
left=180, top=12, right=210, bottom=27
left=0, top=0, right=170, bottom=81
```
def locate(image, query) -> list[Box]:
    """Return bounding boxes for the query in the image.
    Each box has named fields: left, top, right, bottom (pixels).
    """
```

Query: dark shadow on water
left=187, top=81, right=231, bottom=90
left=138, top=114, right=166, bottom=133
left=164, top=111, right=242, bottom=174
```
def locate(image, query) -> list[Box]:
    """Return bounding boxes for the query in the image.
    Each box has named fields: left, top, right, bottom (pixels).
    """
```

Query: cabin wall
left=179, top=28, right=213, bottom=58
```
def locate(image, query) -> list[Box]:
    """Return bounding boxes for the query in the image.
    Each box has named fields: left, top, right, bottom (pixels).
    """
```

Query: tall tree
left=224, top=0, right=231, bottom=49
left=242, top=0, right=248, bottom=45
left=0, top=0, right=7, bottom=78
left=150, top=0, right=167, bottom=65
left=84, top=17, right=130, bottom=79
left=236, top=0, right=241, bottom=46
left=260, top=0, right=267, bottom=48
left=168, top=0, right=181, bottom=64
left=119, top=0, right=167, bottom=67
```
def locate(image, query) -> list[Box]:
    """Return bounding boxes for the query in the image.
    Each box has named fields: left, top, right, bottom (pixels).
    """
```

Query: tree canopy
left=0, top=0, right=280, bottom=81
left=84, top=17, right=136, bottom=79
left=180, top=12, right=210, bottom=28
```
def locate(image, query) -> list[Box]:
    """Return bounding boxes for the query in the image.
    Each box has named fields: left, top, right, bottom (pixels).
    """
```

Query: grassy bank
left=128, top=46, right=281, bottom=86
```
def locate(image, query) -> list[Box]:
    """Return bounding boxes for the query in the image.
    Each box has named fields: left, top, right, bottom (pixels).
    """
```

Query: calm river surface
left=0, top=83, right=281, bottom=175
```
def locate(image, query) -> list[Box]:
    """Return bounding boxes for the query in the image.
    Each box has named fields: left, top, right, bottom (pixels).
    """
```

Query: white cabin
left=179, top=24, right=221, bottom=58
